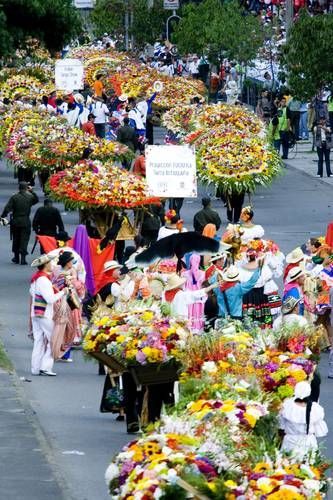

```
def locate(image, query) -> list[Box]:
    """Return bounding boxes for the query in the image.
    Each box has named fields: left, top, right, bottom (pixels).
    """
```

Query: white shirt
left=91, top=101, right=109, bottom=124
left=39, top=103, right=55, bottom=114
left=65, top=108, right=82, bottom=127
left=128, top=107, right=145, bottom=130
left=167, top=289, right=207, bottom=320
left=30, top=276, right=65, bottom=319
left=273, top=314, right=308, bottom=330
left=240, top=224, right=265, bottom=243
left=137, top=100, right=149, bottom=125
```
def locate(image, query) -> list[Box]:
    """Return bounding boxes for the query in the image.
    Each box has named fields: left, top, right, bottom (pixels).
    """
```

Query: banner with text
left=55, top=59, right=84, bottom=91
left=146, top=145, right=197, bottom=198
left=163, top=0, right=179, bottom=9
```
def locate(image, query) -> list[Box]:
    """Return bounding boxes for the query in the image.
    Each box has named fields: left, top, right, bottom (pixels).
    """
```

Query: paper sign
left=55, top=59, right=84, bottom=91
left=74, top=0, right=95, bottom=7
left=146, top=145, right=197, bottom=198
left=164, top=0, right=179, bottom=9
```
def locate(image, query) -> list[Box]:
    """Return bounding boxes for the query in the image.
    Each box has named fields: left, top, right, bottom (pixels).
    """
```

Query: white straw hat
left=165, top=273, right=186, bottom=291
left=31, top=254, right=55, bottom=268
left=103, top=260, right=122, bottom=272
left=222, top=265, right=240, bottom=282
left=286, top=247, right=305, bottom=264
left=294, top=381, right=311, bottom=400
left=285, top=266, right=304, bottom=284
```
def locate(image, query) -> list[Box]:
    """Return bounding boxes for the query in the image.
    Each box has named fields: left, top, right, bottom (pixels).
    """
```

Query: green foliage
left=92, top=0, right=168, bottom=48
left=282, top=10, right=333, bottom=99
left=0, top=0, right=82, bottom=55
left=174, top=0, right=263, bottom=64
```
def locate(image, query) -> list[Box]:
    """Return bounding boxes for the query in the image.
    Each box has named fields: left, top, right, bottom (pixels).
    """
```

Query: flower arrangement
left=48, top=159, right=159, bottom=210
left=0, top=74, right=43, bottom=100
left=83, top=309, right=189, bottom=367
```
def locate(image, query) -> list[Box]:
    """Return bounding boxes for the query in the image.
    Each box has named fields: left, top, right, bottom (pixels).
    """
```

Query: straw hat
left=150, top=277, right=165, bottom=297
left=210, top=252, right=228, bottom=263
left=285, top=266, right=304, bottom=284
left=74, top=93, right=84, bottom=104
left=294, top=381, right=311, bottom=400
left=31, top=254, right=55, bottom=268
left=221, top=265, right=240, bottom=282
left=118, top=94, right=128, bottom=102
left=165, top=273, right=186, bottom=291
left=281, top=296, right=300, bottom=314
left=286, top=247, right=305, bottom=264
left=103, top=260, right=122, bottom=273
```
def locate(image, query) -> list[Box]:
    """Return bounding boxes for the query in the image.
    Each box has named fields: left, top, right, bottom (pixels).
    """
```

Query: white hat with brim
left=31, top=254, right=55, bottom=268
left=285, top=266, right=304, bottom=284
left=281, top=296, right=301, bottom=314
left=286, top=247, right=305, bottom=264
left=103, top=260, right=122, bottom=272
left=119, top=94, right=128, bottom=102
left=210, top=252, right=228, bottom=263
left=222, top=265, right=240, bottom=282
left=165, top=274, right=187, bottom=291
left=294, top=381, right=311, bottom=400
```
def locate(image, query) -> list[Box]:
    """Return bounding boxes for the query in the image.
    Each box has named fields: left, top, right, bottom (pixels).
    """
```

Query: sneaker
left=316, top=174, right=322, bottom=177
left=58, top=358, right=73, bottom=363
left=127, top=422, right=140, bottom=434
left=40, top=370, right=57, bottom=376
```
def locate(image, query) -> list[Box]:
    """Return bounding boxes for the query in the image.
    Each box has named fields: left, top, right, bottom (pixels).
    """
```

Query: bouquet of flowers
left=48, top=159, right=159, bottom=209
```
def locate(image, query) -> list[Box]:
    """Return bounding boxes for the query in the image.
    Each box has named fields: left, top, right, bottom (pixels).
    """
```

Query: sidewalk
left=285, top=140, right=333, bottom=185
left=0, top=368, right=70, bottom=500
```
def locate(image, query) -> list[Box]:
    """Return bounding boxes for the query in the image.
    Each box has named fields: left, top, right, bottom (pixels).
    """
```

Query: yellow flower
left=225, top=480, right=238, bottom=489
left=253, top=462, right=271, bottom=473
left=288, top=369, right=307, bottom=382
left=243, top=411, right=257, bottom=428
left=141, top=311, right=154, bottom=322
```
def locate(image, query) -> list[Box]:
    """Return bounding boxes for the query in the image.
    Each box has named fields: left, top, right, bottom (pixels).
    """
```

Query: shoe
left=20, top=256, right=28, bottom=265
left=316, top=174, right=322, bottom=177
left=127, top=422, right=140, bottom=434
left=40, top=370, right=57, bottom=376
left=58, top=358, right=73, bottom=363
left=116, top=415, right=125, bottom=422
left=281, top=156, right=288, bottom=160
left=11, top=257, right=19, bottom=264
left=328, top=175, right=332, bottom=178
left=328, top=376, right=333, bottom=379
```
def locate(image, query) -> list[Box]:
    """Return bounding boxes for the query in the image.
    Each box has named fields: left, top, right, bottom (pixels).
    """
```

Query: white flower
left=201, top=361, right=218, bottom=374
left=105, top=463, right=119, bottom=485
left=166, top=468, right=178, bottom=484
left=303, top=479, right=320, bottom=493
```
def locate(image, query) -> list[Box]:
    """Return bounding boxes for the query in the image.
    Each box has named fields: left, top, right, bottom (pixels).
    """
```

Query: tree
left=0, top=0, right=82, bottom=56
left=282, top=10, right=333, bottom=99
left=92, top=0, right=168, bottom=48
left=173, top=0, right=263, bottom=65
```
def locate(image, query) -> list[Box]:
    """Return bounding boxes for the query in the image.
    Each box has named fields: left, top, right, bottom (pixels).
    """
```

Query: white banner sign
left=164, top=0, right=179, bottom=9
left=74, top=0, right=95, bottom=8
left=146, top=145, right=197, bottom=198
left=55, top=59, right=84, bottom=91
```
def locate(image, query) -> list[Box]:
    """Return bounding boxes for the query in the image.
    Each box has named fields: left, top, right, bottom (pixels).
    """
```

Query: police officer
left=1, top=181, right=39, bottom=265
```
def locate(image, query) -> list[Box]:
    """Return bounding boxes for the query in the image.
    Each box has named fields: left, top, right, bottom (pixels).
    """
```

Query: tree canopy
left=282, top=10, right=333, bottom=99
left=92, top=0, right=168, bottom=48
left=173, top=0, right=263, bottom=64
left=0, top=0, right=82, bottom=56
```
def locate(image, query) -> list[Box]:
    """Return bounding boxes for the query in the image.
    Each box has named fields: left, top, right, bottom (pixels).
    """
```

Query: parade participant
left=283, top=266, right=305, bottom=315
left=283, top=247, right=306, bottom=282
left=93, top=74, right=105, bottom=99
left=225, top=191, right=246, bottom=224
left=205, top=252, right=228, bottom=280
left=273, top=296, right=308, bottom=330
left=239, top=206, right=265, bottom=243
left=157, top=210, right=187, bottom=240
left=81, top=113, right=96, bottom=136
left=314, top=116, right=333, bottom=178
left=163, top=273, right=217, bottom=322
left=279, top=381, right=328, bottom=460
left=1, top=181, right=39, bottom=264
left=140, top=204, right=162, bottom=245
left=116, top=116, right=138, bottom=155
left=240, top=250, right=272, bottom=327
left=52, top=251, right=85, bottom=358
left=30, top=254, right=67, bottom=376
left=132, top=151, right=146, bottom=177
left=32, top=199, right=64, bottom=238
left=38, top=95, right=55, bottom=114
left=96, top=260, right=123, bottom=302
left=201, top=223, right=217, bottom=267
left=211, top=261, right=262, bottom=320
left=90, top=96, right=109, bottom=138
left=277, top=97, right=291, bottom=160
left=184, top=254, right=206, bottom=331
left=193, top=197, right=221, bottom=234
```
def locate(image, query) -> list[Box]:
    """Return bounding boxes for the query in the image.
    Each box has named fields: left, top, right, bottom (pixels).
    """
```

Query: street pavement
left=0, top=144, right=333, bottom=499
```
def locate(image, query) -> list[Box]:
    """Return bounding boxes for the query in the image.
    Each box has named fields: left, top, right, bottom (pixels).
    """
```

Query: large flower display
left=163, top=102, right=282, bottom=194
left=103, top=319, right=330, bottom=498
left=49, top=159, right=159, bottom=210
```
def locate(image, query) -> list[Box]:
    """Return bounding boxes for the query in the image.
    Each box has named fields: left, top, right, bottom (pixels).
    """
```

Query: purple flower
left=136, top=351, right=147, bottom=364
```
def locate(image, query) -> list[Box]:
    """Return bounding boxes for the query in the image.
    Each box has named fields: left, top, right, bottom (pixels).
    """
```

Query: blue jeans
left=299, top=111, right=308, bottom=139
left=273, top=139, right=281, bottom=152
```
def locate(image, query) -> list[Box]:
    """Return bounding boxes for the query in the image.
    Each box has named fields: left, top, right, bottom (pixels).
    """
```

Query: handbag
left=67, top=287, right=81, bottom=310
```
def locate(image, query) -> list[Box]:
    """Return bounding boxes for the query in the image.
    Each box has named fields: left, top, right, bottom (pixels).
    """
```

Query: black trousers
left=226, top=193, right=245, bottom=223
left=317, top=144, right=331, bottom=177
left=122, top=372, right=143, bottom=426
left=169, top=198, right=184, bottom=215
left=289, top=110, right=300, bottom=140
left=12, top=224, right=31, bottom=256
left=147, top=383, right=174, bottom=422
left=94, top=123, right=106, bottom=139
left=279, top=131, right=289, bottom=159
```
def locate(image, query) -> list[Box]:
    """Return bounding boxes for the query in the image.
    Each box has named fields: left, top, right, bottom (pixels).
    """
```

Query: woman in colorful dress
left=51, top=251, right=86, bottom=361
left=184, top=254, right=206, bottom=332
left=239, top=206, right=265, bottom=243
